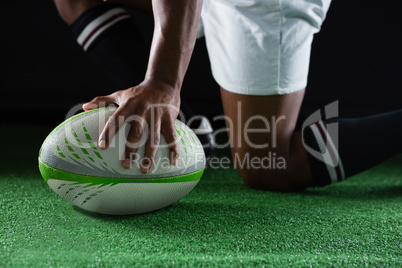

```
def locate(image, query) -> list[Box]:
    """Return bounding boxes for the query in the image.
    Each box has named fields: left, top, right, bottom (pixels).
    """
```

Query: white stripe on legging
left=310, top=123, right=338, bottom=184
left=76, top=8, right=130, bottom=51
left=317, top=121, right=345, bottom=181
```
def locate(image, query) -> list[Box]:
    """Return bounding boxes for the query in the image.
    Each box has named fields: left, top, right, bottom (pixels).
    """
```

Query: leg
left=221, top=87, right=313, bottom=192
left=222, top=86, right=402, bottom=191
left=54, top=0, right=100, bottom=25
left=198, top=0, right=330, bottom=169
left=54, top=0, right=152, bottom=25
left=303, top=107, right=402, bottom=186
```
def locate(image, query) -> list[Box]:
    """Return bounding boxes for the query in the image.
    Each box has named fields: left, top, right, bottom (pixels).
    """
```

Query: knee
left=54, top=0, right=100, bottom=25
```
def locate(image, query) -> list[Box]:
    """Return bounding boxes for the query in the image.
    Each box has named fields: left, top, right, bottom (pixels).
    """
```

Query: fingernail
left=141, top=158, right=151, bottom=172
left=99, top=139, right=106, bottom=149
left=83, top=103, right=97, bottom=111
left=82, top=103, right=90, bottom=110
left=122, top=159, right=131, bottom=169
left=171, top=154, right=178, bottom=165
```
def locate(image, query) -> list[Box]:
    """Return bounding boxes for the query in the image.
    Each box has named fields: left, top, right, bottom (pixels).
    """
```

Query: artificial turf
left=1, top=124, right=401, bottom=267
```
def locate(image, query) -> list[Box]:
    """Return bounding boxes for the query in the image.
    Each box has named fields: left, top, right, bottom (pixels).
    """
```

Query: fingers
left=82, top=95, right=115, bottom=111
left=89, top=88, right=180, bottom=173
left=140, top=113, right=162, bottom=173
left=98, top=106, right=128, bottom=150
left=121, top=114, right=146, bottom=169
left=162, top=119, right=179, bottom=166
left=121, top=112, right=179, bottom=173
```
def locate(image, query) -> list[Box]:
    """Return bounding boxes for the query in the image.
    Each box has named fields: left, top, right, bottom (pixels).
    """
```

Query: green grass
left=0, top=124, right=401, bottom=267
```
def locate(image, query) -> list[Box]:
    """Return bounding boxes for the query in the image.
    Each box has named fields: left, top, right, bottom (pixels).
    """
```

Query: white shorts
left=197, top=0, right=331, bottom=95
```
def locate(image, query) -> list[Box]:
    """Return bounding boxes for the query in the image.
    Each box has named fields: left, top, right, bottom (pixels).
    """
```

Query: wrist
left=141, top=76, right=181, bottom=94
left=140, top=76, right=181, bottom=96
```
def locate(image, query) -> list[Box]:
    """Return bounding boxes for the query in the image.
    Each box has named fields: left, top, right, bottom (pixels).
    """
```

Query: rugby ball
left=39, top=107, right=205, bottom=215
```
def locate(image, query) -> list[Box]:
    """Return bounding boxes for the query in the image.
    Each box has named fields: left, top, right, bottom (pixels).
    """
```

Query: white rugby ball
left=39, top=107, right=205, bottom=215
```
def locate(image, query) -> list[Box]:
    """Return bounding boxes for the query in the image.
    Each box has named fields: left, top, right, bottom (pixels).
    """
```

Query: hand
left=82, top=79, right=180, bottom=173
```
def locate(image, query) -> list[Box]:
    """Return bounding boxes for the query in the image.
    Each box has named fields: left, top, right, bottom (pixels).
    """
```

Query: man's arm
left=83, top=0, right=203, bottom=173
left=146, top=0, right=202, bottom=88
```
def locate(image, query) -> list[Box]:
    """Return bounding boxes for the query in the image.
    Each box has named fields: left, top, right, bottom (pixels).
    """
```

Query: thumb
left=82, top=95, right=116, bottom=111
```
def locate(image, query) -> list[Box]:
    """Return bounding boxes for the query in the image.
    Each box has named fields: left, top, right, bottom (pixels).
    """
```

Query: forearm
left=145, top=0, right=203, bottom=90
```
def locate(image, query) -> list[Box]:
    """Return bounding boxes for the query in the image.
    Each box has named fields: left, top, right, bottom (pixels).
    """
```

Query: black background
left=1, top=0, right=401, bottom=126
